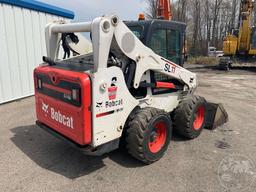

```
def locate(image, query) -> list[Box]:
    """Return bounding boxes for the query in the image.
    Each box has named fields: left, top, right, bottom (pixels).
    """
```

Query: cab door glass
left=149, top=28, right=181, bottom=64
left=128, top=26, right=144, bottom=40
left=149, top=29, right=167, bottom=58
left=167, top=30, right=181, bottom=63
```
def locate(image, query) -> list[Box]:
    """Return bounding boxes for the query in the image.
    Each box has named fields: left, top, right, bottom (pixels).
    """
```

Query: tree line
left=145, top=0, right=242, bottom=56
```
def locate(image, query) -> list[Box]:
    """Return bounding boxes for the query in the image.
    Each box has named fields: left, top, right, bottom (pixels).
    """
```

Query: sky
left=40, top=0, right=148, bottom=22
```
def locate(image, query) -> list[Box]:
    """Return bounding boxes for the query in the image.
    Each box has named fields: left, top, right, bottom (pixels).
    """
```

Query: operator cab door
left=149, top=28, right=181, bottom=64
left=147, top=22, right=184, bottom=66
left=146, top=23, right=185, bottom=95
left=146, top=20, right=186, bottom=95
left=125, top=20, right=186, bottom=95
left=125, top=20, right=185, bottom=66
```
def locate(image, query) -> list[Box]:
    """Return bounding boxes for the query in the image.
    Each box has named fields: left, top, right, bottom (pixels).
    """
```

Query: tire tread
left=126, top=107, right=169, bottom=164
left=173, top=96, right=206, bottom=139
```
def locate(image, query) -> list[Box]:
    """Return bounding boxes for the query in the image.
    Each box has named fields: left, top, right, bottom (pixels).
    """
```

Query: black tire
left=173, top=96, right=207, bottom=139
left=224, top=63, right=231, bottom=71
left=125, top=107, right=172, bottom=164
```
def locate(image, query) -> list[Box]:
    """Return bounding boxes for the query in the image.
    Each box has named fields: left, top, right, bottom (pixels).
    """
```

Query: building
left=0, top=0, right=74, bottom=104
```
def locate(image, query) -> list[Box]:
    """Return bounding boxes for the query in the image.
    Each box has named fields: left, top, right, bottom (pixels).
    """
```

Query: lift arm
left=45, top=15, right=196, bottom=90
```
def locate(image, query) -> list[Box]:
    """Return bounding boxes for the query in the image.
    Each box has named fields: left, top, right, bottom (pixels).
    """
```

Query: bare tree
left=211, top=0, right=223, bottom=47
left=231, top=0, right=238, bottom=29
left=145, top=0, right=158, bottom=19
left=177, top=0, right=188, bottom=22
left=205, top=0, right=211, bottom=44
left=190, top=0, right=201, bottom=55
left=144, top=0, right=239, bottom=56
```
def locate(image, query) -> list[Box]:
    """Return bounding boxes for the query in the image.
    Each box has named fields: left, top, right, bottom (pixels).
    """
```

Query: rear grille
left=35, top=74, right=81, bottom=107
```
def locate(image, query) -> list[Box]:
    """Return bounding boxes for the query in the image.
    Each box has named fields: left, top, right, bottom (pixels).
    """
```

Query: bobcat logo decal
left=42, top=102, right=49, bottom=113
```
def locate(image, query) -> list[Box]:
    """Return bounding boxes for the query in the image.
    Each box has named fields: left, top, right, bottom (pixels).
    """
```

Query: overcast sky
left=40, top=0, right=147, bottom=21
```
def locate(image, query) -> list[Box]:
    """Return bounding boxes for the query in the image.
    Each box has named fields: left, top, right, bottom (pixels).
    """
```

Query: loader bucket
left=204, top=102, right=228, bottom=130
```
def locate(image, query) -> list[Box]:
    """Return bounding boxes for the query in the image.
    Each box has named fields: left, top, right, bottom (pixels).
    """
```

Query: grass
left=187, top=56, right=219, bottom=65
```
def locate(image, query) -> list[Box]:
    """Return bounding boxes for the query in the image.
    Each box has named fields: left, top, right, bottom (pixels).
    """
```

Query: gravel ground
left=0, top=66, right=256, bottom=192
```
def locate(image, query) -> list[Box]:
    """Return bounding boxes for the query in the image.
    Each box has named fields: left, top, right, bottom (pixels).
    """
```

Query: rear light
left=72, top=89, right=80, bottom=101
left=38, top=79, right=42, bottom=89
left=36, top=73, right=81, bottom=106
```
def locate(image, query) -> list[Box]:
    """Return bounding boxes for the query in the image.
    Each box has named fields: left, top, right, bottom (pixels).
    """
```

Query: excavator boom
left=238, top=0, right=254, bottom=52
left=157, top=0, right=172, bottom=20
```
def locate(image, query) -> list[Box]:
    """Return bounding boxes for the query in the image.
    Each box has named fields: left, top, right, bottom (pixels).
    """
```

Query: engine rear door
left=34, top=66, right=91, bottom=145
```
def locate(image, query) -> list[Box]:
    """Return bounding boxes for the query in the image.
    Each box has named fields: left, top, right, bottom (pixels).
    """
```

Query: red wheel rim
left=148, top=122, right=167, bottom=153
left=193, top=105, right=205, bottom=130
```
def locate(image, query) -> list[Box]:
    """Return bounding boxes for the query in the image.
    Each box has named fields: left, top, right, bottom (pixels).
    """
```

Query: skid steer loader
left=34, top=15, right=228, bottom=164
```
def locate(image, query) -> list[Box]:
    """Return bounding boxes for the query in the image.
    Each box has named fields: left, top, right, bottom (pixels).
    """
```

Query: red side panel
left=34, top=66, right=91, bottom=145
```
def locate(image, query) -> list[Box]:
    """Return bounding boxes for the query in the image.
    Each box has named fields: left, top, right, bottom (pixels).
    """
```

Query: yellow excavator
left=220, top=0, right=256, bottom=70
